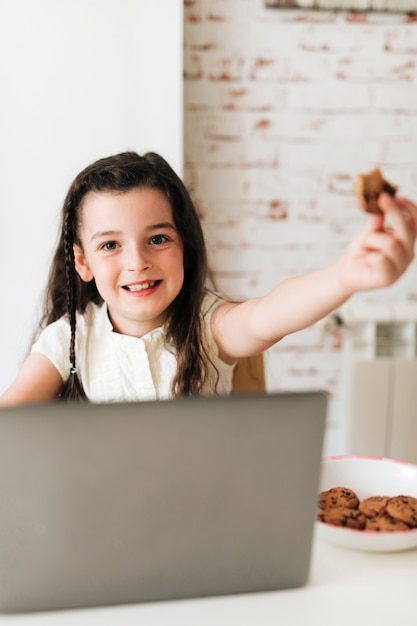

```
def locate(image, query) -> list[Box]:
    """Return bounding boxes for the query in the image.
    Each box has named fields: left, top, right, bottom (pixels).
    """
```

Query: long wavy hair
left=38, top=151, right=210, bottom=401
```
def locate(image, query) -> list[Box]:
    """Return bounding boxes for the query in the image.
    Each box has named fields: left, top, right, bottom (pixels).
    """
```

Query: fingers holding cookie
left=355, top=168, right=397, bottom=215
left=353, top=168, right=417, bottom=280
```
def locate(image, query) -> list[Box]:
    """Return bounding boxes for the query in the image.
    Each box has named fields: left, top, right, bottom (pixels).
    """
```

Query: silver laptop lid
left=0, top=391, right=327, bottom=613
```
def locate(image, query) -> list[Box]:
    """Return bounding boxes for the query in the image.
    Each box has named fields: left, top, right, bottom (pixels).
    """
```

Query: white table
left=2, top=536, right=416, bottom=625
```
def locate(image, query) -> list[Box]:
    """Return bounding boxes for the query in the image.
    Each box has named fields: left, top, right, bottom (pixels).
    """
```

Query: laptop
left=0, top=391, right=327, bottom=613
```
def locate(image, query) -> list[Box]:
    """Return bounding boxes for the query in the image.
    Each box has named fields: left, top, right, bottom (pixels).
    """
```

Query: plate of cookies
left=315, top=456, right=417, bottom=552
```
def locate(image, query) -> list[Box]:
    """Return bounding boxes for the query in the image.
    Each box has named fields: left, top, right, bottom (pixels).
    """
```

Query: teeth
left=126, top=282, right=155, bottom=292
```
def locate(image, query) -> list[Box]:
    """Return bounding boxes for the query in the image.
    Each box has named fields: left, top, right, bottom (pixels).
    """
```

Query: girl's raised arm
left=0, top=353, right=63, bottom=406
left=212, top=193, right=417, bottom=363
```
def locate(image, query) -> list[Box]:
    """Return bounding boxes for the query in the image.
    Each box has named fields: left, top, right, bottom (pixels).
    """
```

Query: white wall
left=0, top=0, right=183, bottom=392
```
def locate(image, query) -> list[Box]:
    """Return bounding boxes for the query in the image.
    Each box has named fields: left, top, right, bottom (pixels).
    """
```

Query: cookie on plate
left=318, top=486, right=360, bottom=511
left=364, top=511, right=411, bottom=533
left=386, top=495, right=417, bottom=528
left=355, top=168, right=397, bottom=214
left=358, top=495, right=390, bottom=519
left=317, top=506, right=366, bottom=530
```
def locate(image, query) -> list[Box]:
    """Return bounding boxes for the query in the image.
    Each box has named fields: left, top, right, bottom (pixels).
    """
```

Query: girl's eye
left=149, top=235, right=168, bottom=245
left=101, top=241, right=118, bottom=251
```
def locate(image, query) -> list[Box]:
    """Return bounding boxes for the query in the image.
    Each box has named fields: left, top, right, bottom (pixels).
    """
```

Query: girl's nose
left=127, top=245, right=152, bottom=271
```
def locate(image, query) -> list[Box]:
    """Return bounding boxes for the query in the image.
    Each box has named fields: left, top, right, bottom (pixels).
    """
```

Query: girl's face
left=73, top=187, right=185, bottom=337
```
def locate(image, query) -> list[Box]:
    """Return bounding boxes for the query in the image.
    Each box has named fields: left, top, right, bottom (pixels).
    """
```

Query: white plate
left=315, top=456, right=417, bottom=552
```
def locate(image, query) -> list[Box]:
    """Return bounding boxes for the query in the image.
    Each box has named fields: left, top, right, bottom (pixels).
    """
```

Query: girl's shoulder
left=31, top=303, right=108, bottom=382
left=201, top=288, right=228, bottom=317
left=36, top=302, right=107, bottom=340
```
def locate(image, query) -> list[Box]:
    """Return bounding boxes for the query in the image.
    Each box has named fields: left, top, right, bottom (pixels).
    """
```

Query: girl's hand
left=337, top=193, right=417, bottom=294
left=212, top=192, right=417, bottom=362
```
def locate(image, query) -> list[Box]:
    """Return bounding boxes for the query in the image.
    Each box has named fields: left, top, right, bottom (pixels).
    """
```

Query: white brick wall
left=184, top=0, right=417, bottom=455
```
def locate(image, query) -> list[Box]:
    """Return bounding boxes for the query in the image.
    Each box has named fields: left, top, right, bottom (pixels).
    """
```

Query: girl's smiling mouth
left=123, top=281, right=160, bottom=292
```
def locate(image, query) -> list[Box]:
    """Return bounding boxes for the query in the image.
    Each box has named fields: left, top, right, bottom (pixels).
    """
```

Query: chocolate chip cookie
left=318, top=486, right=360, bottom=511
left=386, top=495, right=417, bottom=528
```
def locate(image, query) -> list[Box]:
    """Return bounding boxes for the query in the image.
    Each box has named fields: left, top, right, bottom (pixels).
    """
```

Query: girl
left=1, top=151, right=416, bottom=405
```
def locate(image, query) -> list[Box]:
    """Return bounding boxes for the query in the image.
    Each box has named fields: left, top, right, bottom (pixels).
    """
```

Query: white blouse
left=31, top=291, right=235, bottom=403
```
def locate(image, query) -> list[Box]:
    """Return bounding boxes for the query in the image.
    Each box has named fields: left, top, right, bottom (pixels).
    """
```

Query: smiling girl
left=1, top=151, right=416, bottom=404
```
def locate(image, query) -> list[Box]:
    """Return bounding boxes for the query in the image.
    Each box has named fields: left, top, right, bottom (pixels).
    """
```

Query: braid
left=58, top=211, right=88, bottom=401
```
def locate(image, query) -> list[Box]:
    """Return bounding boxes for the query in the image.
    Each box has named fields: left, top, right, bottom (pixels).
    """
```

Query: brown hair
left=39, top=151, right=210, bottom=401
